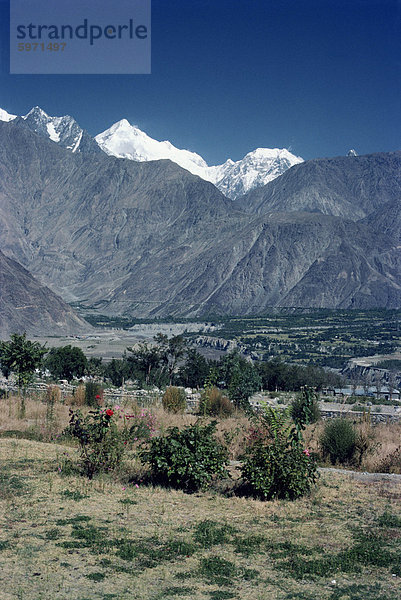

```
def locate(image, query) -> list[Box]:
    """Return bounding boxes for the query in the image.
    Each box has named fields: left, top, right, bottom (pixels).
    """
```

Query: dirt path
left=229, top=461, right=401, bottom=484
left=318, top=467, right=401, bottom=483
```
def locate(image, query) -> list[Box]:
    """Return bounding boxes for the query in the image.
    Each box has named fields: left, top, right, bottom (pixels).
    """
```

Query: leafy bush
left=320, top=418, right=357, bottom=465
left=65, top=408, right=125, bottom=478
left=162, top=386, right=187, bottom=414
left=241, top=407, right=318, bottom=500
left=290, top=386, right=320, bottom=427
left=198, top=386, right=233, bottom=418
left=141, top=421, right=229, bottom=492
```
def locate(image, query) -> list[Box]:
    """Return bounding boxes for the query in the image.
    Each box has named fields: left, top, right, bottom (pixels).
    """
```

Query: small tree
left=0, top=333, right=47, bottom=416
left=290, top=386, right=320, bottom=428
left=219, top=351, right=261, bottom=413
left=198, top=386, right=233, bottom=418
left=45, top=345, right=87, bottom=382
left=162, top=386, right=187, bottom=413
left=320, top=418, right=357, bottom=465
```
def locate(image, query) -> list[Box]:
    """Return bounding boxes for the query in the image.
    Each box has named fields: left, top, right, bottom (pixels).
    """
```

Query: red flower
left=106, top=409, right=114, bottom=417
left=96, top=394, right=101, bottom=399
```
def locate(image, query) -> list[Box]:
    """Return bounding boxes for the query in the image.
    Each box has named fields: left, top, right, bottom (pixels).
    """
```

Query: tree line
left=0, top=333, right=341, bottom=411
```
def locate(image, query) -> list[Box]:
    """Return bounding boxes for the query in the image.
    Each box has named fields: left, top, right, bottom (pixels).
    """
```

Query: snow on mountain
left=0, top=108, right=17, bottom=122
left=208, top=148, right=304, bottom=198
left=4, top=106, right=102, bottom=155
left=95, top=119, right=208, bottom=176
left=1, top=106, right=303, bottom=198
left=96, top=119, right=303, bottom=199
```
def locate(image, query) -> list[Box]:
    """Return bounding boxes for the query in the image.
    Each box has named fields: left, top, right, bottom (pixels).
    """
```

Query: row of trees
left=0, top=333, right=342, bottom=411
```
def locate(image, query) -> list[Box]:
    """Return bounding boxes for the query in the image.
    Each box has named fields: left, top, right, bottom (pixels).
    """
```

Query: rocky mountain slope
left=235, top=152, right=401, bottom=220
left=0, top=250, right=91, bottom=337
left=0, top=119, right=399, bottom=321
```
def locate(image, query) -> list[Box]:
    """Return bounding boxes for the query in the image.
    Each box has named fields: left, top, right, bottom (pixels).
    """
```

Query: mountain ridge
left=0, top=106, right=303, bottom=199
left=0, top=119, right=399, bottom=321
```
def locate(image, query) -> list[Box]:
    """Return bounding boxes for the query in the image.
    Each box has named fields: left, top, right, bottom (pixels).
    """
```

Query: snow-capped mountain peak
left=1, top=105, right=304, bottom=198
left=96, top=118, right=303, bottom=198
left=0, top=108, right=17, bottom=122
left=96, top=119, right=208, bottom=174
left=1, top=105, right=102, bottom=155
left=22, top=105, right=48, bottom=119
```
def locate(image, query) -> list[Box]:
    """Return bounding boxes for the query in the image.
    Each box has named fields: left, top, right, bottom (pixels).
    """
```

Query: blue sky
left=0, top=0, right=400, bottom=164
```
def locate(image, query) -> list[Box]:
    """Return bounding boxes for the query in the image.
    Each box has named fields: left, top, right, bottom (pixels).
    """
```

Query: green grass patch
left=60, top=489, right=89, bottom=501
left=56, top=515, right=92, bottom=526
left=199, top=556, right=258, bottom=586
left=0, top=470, right=27, bottom=499
left=86, top=572, right=105, bottom=582
left=116, top=536, right=197, bottom=567
left=378, top=511, right=401, bottom=528
left=160, top=586, right=194, bottom=597
left=118, top=498, right=138, bottom=506
left=277, top=530, right=398, bottom=580
left=193, top=520, right=236, bottom=547
left=233, top=534, right=266, bottom=556
left=45, top=528, right=61, bottom=540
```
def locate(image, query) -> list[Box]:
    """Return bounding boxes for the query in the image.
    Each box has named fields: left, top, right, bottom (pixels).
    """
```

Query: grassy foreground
left=1, top=435, right=400, bottom=600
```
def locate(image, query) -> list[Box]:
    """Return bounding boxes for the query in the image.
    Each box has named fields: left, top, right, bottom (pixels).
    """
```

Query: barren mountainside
left=0, top=119, right=400, bottom=321
left=0, top=250, right=91, bottom=337
left=236, top=152, right=401, bottom=221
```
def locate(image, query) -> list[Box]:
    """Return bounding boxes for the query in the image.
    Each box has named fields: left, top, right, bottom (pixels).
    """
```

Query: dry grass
left=0, top=436, right=400, bottom=600
left=304, top=419, right=401, bottom=473
left=1, top=395, right=400, bottom=468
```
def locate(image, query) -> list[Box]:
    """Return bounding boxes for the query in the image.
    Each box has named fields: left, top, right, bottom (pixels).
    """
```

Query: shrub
left=85, top=381, right=103, bottom=407
left=198, top=386, right=234, bottom=418
left=242, top=441, right=317, bottom=500
left=141, top=421, right=229, bottom=492
left=241, top=407, right=318, bottom=500
left=162, top=386, right=187, bottom=414
left=375, top=446, right=401, bottom=474
left=65, top=408, right=125, bottom=478
left=320, top=418, right=357, bottom=465
left=290, top=386, right=320, bottom=427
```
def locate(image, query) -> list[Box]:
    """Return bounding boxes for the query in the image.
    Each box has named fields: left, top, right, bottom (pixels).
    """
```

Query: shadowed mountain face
left=0, top=250, right=91, bottom=337
left=235, top=152, right=401, bottom=221
left=0, top=120, right=400, bottom=320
